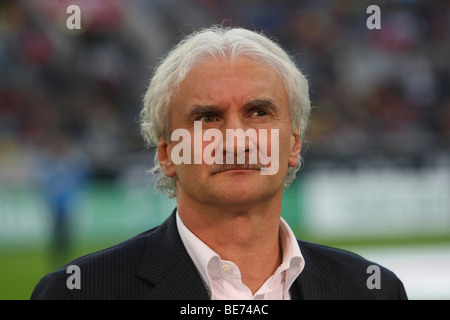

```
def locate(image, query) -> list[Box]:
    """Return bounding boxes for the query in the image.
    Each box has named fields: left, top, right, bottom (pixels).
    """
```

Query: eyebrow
left=245, top=98, right=277, bottom=109
left=188, top=105, right=222, bottom=117
left=188, top=98, right=277, bottom=116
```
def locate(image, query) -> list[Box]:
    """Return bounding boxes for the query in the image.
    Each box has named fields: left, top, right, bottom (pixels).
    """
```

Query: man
left=31, top=26, right=407, bottom=300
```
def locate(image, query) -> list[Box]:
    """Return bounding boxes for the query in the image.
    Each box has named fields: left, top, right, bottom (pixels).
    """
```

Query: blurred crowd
left=0, top=0, right=449, bottom=185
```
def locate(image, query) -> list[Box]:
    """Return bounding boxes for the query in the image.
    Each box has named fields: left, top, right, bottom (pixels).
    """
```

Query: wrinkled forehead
left=171, top=56, right=288, bottom=113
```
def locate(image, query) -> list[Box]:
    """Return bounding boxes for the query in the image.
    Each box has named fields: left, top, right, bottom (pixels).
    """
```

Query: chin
left=214, top=182, right=280, bottom=206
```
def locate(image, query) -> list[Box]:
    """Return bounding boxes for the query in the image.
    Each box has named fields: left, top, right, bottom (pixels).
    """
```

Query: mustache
left=210, top=162, right=262, bottom=174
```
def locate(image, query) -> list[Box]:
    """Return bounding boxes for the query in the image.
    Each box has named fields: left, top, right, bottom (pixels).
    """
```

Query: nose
left=222, top=116, right=256, bottom=164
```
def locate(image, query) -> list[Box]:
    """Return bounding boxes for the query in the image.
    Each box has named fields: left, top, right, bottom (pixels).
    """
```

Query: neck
left=176, top=189, right=283, bottom=294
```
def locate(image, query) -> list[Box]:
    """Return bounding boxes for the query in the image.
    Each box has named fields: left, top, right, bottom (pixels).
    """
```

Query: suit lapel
left=134, top=210, right=210, bottom=300
left=290, top=240, right=344, bottom=300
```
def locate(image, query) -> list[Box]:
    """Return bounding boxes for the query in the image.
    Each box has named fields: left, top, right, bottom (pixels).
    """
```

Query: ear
left=288, top=129, right=302, bottom=168
left=157, top=138, right=177, bottom=177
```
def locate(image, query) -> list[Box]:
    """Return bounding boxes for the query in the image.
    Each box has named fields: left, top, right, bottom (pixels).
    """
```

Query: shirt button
left=222, top=264, right=231, bottom=274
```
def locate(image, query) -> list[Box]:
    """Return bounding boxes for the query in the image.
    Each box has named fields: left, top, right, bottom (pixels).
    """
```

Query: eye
left=199, top=113, right=217, bottom=122
left=252, top=109, right=268, bottom=117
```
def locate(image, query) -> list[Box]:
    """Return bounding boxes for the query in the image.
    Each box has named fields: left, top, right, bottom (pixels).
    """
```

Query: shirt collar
left=176, top=210, right=305, bottom=297
left=278, top=216, right=305, bottom=292
left=176, top=212, right=218, bottom=292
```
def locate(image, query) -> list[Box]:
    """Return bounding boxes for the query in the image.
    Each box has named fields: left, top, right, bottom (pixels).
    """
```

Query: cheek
left=268, top=129, right=295, bottom=160
left=174, top=165, right=199, bottom=189
left=256, top=129, right=278, bottom=154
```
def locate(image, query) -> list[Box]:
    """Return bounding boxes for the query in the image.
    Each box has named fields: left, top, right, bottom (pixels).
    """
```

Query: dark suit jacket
left=31, top=209, right=407, bottom=300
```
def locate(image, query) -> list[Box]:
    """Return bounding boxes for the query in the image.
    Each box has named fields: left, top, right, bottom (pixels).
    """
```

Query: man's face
left=159, top=57, right=301, bottom=208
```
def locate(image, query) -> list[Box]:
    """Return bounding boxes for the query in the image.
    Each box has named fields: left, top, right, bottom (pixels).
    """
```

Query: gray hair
left=140, top=26, right=311, bottom=198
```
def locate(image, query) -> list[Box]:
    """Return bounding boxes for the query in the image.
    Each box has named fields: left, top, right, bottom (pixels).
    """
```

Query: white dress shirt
left=176, top=211, right=305, bottom=300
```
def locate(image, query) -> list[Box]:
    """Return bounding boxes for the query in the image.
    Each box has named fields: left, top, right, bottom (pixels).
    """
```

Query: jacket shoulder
left=297, top=240, right=408, bottom=299
left=30, top=226, right=158, bottom=300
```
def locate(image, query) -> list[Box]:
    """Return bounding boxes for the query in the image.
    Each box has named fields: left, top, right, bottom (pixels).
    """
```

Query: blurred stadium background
left=0, top=0, right=449, bottom=299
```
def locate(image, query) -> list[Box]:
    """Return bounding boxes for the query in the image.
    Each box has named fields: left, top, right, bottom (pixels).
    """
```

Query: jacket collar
left=134, top=209, right=210, bottom=299
left=290, top=240, right=345, bottom=299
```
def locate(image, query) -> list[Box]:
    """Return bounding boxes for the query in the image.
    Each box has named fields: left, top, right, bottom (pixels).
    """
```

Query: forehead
left=171, top=57, right=289, bottom=113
